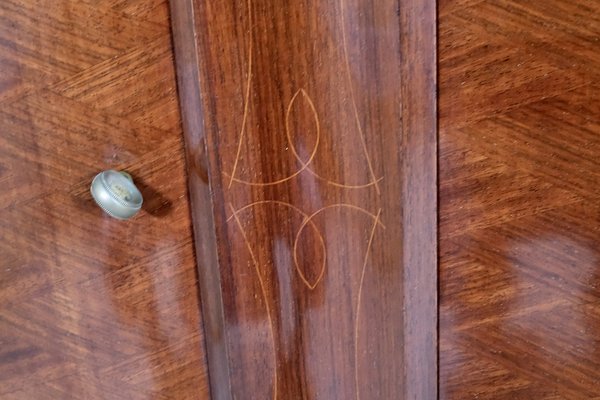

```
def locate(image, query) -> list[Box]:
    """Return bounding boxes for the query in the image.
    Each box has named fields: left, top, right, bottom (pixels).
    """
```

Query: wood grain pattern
left=0, top=1, right=209, bottom=399
left=440, top=0, right=600, bottom=398
left=170, top=0, right=436, bottom=398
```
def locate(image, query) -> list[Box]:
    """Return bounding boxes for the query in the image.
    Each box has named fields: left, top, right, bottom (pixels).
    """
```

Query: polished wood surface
left=440, top=0, right=600, bottom=398
left=0, top=1, right=209, bottom=398
left=170, top=0, right=436, bottom=398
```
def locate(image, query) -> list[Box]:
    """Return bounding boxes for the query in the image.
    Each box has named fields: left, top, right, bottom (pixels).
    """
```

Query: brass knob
left=90, top=170, right=143, bottom=220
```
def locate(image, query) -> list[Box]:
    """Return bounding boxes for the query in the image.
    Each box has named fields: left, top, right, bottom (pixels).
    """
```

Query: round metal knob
left=90, top=170, right=143, bottom=220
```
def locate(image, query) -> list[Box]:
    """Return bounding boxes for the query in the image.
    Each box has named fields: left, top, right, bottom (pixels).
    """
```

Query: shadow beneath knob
left=133, top=176, right=173, bottom=218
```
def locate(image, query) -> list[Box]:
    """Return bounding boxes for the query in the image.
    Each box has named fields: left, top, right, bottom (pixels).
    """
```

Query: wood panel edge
left=168, top=1, right=233, bottom=399
left=400, top=0, right=438, bottom=398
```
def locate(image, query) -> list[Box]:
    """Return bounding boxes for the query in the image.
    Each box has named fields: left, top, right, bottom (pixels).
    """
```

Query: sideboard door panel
left=170, top=0, right=437, bottom=398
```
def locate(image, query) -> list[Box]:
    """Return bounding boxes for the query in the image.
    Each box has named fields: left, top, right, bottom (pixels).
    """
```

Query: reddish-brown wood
left=440, top=0, right=600, bottom=398
left=170, top=0, right=437, bottom=398
left=0, top=1, right=209, bottom=398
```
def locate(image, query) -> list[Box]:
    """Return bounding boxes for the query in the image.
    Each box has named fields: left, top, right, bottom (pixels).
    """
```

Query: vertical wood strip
left=169, top=1, right=232, bottom=399
left=401, top=0, right=438, bottom=398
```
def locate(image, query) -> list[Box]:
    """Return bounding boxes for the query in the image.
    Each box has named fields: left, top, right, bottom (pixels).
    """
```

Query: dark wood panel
left=0, top=1, right=209, bottom=398
left=170, top=0, right=437, bottom=398
left=440, top=0, right=600, bottom=398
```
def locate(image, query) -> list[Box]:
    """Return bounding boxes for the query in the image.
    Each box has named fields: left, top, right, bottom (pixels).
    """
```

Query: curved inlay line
left=228, top=200, right=328, bottom=291
left=339, top=0, right=381, bottom=194
left=229, top=201, right=384, bottom=396
left=292, top=204, right=385, bottom=290
left=226, top=3, right=383, bottom=191
left=284, top=89, right=383, bottom=190
left=225, top=163, right=383, bottom=189
left=228, top=203, right=278, bottom=400
left=354, top=208, right=381, bottom=400
left=293, top=204, right=386, bottom=233
left=223, top=89, right=321, bottom=187
left=303, top=169, right=383, bottom=190
left=228, top=0, right=254, bottom=189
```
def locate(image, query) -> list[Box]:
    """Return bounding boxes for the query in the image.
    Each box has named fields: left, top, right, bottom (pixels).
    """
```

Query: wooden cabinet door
left=169, top=0, right=437, bottom=398
left=0, top=1, right=208, bottom=398
left=439, top=1, right=600, bottom=398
